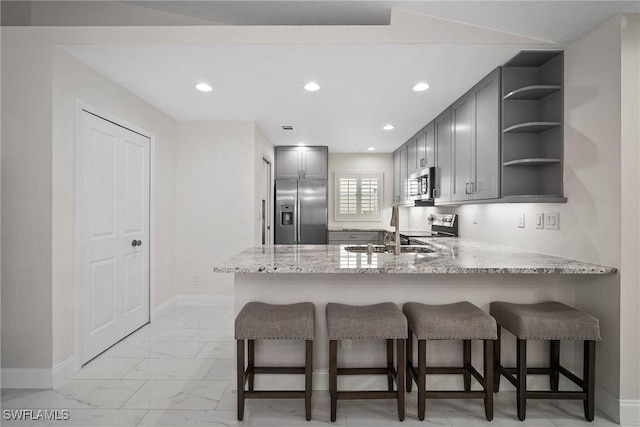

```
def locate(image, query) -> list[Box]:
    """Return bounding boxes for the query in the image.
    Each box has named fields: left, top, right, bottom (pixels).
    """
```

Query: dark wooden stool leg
left=517, top=338, right=527, bottom=421
left=484, top=340, right=494, bottom=421
left=584, top=340, right=596, bottom=421
left=494, top=325, right=501, bottom=393
left=387, top=339, right=394, bottom=391
left=305, top=340, right=313, bottom=421
left=550, top=340, right=560, bottom=392
left=247, top=339, right=255, bottom=391
left=406, top=328, right=414, bottom=392
left=417, top=339, right=427, bottom=421
left=397, top=338, right=405, bottom=421
left=463, top=339, right=472, bottom=392
left=329, top=340, right=338, bottom=422
left=236, top=340, right=245, bottom=421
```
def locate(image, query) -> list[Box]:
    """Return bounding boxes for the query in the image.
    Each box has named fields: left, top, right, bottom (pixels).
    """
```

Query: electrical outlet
left=535, top=213, right=544, bottom=229
left=545, top=212, right=560, bottom=230
left=193, top=276, right=200, bottom=286
left=472, top=210, right=479, bottom=224
left=517, top=212, right=525, bottom=228
left=341, top=339, right=352, bottom=348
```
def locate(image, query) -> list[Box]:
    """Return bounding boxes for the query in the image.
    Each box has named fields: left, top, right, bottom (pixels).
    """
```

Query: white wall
left=328, top=153, right=394, bottom=230
left=619, top=12, right=640, bottom=416
left=176, top=121, right=256, bottom=296
left=2, top=29, right=55, bottom=371
left=50, top=49, right=178, bottom=368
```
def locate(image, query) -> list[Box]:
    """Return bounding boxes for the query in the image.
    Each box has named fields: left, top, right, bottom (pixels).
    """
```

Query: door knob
left=131, top=240, right=142, bottom=247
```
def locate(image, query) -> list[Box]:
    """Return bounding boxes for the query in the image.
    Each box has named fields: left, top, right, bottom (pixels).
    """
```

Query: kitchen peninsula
left=214, top=239, right=615, bottom=391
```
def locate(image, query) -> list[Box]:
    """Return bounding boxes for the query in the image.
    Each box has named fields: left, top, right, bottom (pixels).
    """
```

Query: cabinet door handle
left=432, top=189, right=437, bottom=198
left=465, top=183, right=470, bottom=194
left=469, top=182, right=475, bottom=194
left=420, top=158, right=425, bottom=167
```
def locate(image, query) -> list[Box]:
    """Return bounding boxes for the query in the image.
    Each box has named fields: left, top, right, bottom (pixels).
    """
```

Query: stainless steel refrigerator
left=274, top=179, right=328, bottom=244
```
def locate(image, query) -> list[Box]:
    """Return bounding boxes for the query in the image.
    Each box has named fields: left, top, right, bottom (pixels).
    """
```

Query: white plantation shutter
left=335, top=172, right=383, bottom=221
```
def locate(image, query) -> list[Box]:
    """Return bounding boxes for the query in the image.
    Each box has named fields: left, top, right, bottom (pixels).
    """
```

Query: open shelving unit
left=501, top=50, right=566, bottom=203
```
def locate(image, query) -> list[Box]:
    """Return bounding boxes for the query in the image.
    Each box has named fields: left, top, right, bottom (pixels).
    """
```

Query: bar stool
left=490, top=301, right=601, bottom=421
left=235, top=302, right=315, bottom=421
left=403, top=301, right=497, bottom=421
left=326, top=302, right=407, bottom=422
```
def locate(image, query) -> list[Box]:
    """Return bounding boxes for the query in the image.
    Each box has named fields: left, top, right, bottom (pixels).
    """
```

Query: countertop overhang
left=213, top=238, right=617, bottom=275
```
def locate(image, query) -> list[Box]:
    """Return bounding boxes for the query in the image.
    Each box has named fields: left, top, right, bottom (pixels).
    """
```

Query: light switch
left=535, top=213, right=544, bottom=229
left=517, top=212, right=525, bottom=228
left=545, top=212, right=559, bottom=230
left=472, top=210, right=478, bottom=224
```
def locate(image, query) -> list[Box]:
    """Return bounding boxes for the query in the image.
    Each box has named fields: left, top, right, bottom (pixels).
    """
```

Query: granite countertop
left=213, top=238, right=617, bottom=274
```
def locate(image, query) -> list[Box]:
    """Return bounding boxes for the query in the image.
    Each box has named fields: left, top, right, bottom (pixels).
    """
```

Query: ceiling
left=59, top=1, right=639, bottom=153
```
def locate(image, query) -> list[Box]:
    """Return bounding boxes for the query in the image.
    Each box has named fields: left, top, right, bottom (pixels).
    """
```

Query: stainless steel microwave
left=409, top=167, right=435, bottom=201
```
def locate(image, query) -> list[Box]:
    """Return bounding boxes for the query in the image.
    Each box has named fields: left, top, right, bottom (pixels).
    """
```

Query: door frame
left=73, top=100, right=156, bottom=371
left=262, top=156, right=273, bottom=245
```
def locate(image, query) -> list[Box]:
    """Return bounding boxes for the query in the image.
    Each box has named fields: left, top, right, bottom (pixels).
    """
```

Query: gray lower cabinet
left=328, top=231, right=382, bottom=245
left=451, top=67, right=501, bottom=202
left=275, top=146, right=328, bottom=180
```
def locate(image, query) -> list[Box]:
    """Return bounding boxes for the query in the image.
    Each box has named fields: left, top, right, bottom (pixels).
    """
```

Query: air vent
left=281, top=125, right=294, bottom=131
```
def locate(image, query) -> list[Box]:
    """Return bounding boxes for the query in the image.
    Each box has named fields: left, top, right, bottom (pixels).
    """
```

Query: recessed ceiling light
left=413, top=82, right=430, bottom=92
left=382, top=124, right=395, bottom=131
left=367, top=147, right=376, bottom=151
left=304, top=82, right=320, bottom=92
left=195, top=83, right=212, bottom=92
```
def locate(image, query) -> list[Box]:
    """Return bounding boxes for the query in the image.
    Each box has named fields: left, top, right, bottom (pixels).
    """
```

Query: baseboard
left=52, top=357, right=77, bottom=388
left=154, top=295, right=178, bottom=318
left=620, top=399, right=640, bottom=426
left=1, top=368, right=52, bottom=389
left=176, top=295, right=233, bottom=307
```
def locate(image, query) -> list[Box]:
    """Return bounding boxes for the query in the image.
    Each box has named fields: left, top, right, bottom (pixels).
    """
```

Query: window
left=335, top=172, right=383, bottom=221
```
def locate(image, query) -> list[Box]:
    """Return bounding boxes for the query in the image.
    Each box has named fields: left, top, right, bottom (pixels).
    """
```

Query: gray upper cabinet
left=423, top=122, right=435, bottom=169
left=501, top=51, right=565, bottom=202
left=451, top=67, right=501, bottom=201
left=275, top=146, right=302, bottom=179
left=392, top=145, right=410, bottom=205
left=407, top=135, right=418, bottom=175
left=399, top=145, right=409, bottom=203
left=302, top=146, right=328, bottom=179
left=393, top=149, right=401, bottom=203
left=434, top=108, right=451, bottom=202
left=275, top=146, right=328, bottom=180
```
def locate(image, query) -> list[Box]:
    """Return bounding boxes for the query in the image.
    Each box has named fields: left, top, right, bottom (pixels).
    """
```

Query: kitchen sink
left=343, top=245, right=436, bottom=254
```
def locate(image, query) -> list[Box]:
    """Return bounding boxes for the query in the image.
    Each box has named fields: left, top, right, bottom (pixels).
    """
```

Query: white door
left=81, top=111, right=150, bottom=364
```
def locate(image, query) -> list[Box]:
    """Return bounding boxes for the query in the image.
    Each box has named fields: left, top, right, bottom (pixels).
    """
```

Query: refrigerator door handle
left=295, top=184, right=300, bottom=243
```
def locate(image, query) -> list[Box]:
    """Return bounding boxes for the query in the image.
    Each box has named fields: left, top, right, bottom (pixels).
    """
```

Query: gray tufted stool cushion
left=326, top=302, right=407, bottom=340
left=403, top=301, right=497, bottom=340
left=235, top=302, right=315, bottom=340
left=490, top=301, right=601, bottom=341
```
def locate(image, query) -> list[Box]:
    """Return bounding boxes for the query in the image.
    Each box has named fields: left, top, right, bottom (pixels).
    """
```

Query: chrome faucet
left=389, top=204, right=401, bottom=255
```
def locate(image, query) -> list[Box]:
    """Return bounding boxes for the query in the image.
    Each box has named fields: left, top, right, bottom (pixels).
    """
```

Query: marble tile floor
left=1, top=303, right=619, bottom=427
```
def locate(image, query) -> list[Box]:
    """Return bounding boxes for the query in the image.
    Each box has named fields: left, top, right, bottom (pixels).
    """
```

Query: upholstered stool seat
left=326, top=302, right=407, bottom=340
left=490, top=302, right=601, bottom=341
left=235, top=302, right=315, bottom=340
left=326, top=302, right=407, bottom=422
left=403, top=302, right=497, bottom=421
left=235, top=302, right=315, bottom=422
left=490, top=301, right=600, bottom=421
